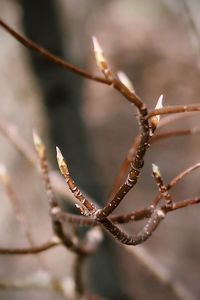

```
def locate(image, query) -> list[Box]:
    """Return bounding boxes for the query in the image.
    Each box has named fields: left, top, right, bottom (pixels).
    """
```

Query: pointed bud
left=92, top=36, right=105, bottom=68
left=155, top=94, right=163, bottom=121
left=92, top=36, right=112, bottom=79
left=56, top=147, right=69, bottom=179
left=117, top=71, right=135, bottom=93
left=0, top=163, right=9, bottom=184
left=150, top=94, right=163, bottom=131
left=33, top=129, right=45, bottom=158
left=152, top=163, right=161, bottom=178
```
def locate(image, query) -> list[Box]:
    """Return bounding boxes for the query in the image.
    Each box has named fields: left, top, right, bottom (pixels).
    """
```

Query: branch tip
left=32, top=129, right=45, bottom=158
left=56, top=147, right=69, bottom=178
left=92, top=36, right=103, bottom=54
left=152, top=163, right=160, bottom=177
left=56, top=146, right=63, bottom=161
left=92, top=36, right=105, bottom=69
left=156, top=94, right=164, bottom=110
left=150, top=94, right=163, bottom=130
left=92, top=36, right=112, bottom=79
left=117, top=71, right=135, bottom=93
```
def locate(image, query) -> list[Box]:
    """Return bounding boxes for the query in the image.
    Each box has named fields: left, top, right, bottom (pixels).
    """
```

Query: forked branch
left=0, top=17, right=200, bottom=300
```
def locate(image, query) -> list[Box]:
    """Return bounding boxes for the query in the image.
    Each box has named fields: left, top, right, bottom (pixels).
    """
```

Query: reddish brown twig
left=56, top=162, right=200, bottom=227
left=33, top=130, right=57, bottom=208
left=0, top=238, right=60, bottom=255
left=152, top=164, right=173, bottom=208
left=95, top=94, right=162, bottom=219
left=1, top=17, right=200, bottom=299
left=0, top=19, right=108, bottom=84
left=109, top=127, right=200, bottom=199
left=147, top=104, right=200, bottom=119
left=33, top=133, right=100, bottom=258
left=56, top=147, right=96, bottom=215
left=99, top=209, right=165, bottom=245
left=168, top=162, right=200, bottom=188
left=92, top=39, right=153, bottom=219
left=152, top=162, right=200, bottom=207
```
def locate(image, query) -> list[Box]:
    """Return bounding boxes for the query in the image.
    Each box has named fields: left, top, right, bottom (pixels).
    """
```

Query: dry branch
left=0, top=17, right=200, bottom=300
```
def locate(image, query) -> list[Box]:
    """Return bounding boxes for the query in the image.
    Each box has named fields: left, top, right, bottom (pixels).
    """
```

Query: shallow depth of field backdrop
left=0, top=0, right=200, bottom=299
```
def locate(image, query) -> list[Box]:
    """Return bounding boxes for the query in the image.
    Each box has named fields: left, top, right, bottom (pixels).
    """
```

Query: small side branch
left=0, top=19, right=108, bottom=84
left=152, top=164, right=172, bottom=208
left=0, top=238, right=60, bottom=255
left=56, top=147, right=96, bottom=215
left=147, top=104, right=200, bottom=119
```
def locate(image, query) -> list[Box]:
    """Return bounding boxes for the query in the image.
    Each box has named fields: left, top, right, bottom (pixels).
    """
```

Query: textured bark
left=19, top=0, right=130, bottom=298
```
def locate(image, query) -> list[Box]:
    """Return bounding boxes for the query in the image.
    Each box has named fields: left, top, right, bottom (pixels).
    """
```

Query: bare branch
left=33, top=130, right=58, bottom=208
left=96, top=95, right=163, bottom=219
left=152, top=164, right=172, bottom=208
left=151, top=128, right=200, bottom=143
left=0, top=19, right=108, bottom=84
left=147, top=104, right=200, bottom=119
left=110, top=162, right=200, bottom=224
left=152, top=162, right=200, bottom=207
left=0, top=238, right=60, bottom=255
left=56, top=162, right=200, bottom=227
left=98, top=209, right=165, bottom=245
left=56, top=147, right=96, bottom=215
left=109, top=127, right=200, bottom=198
left=0, top=163, right=50, bottom=270
left=168, top=162, right=200, bottom=189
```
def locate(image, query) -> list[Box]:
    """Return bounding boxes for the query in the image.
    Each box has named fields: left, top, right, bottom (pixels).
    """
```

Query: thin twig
left=152, top=164, right=172, bottom=208
left=0, top=117, right=92, bottom=205
left=56, top=162, right=200, bottom=226
left=147, top=104, right=200, bottom=119
left=0, top=19, right=109, bottom=84
left=0, top=238, right=60, bottom=254
left=152, top=162, right=200, bottom=207
left=56, top=147, right=96, bottom=215
left=33, top=130, right=58, bottom=208
left=0, top=164, right=51, bottom=271
left=91, top=38, right=154, bottom=220
left=168, top=162, right=200, bottom=188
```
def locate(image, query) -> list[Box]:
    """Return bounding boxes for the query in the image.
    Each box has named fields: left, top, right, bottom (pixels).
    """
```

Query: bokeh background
left=0, top=0, right=200, bottom=299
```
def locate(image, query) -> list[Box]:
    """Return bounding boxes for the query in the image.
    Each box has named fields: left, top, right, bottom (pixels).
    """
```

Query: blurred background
left=0, top=0, right=200, bottom=299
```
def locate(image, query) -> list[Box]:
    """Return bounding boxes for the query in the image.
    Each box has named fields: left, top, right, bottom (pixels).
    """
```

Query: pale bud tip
left=56, top=147, right=69, bottom=176
left=33, top=129, right=45, bottom=157
left=117, top=71, right=135, bottom=92
left=56, top=146, right=63, bottom=161
left=152, top=163, right=160, bottom=175
left=150, top=94, right=163, bottom=130
left=155, top=94, right=163, bottom=110
left=32, top=129, right=42, bottom=147
left=92, top=36, right=103, bottom=54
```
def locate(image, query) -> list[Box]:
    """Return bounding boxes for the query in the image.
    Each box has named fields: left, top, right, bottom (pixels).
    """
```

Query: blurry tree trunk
left=19, top=0, right=130, bottom=299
